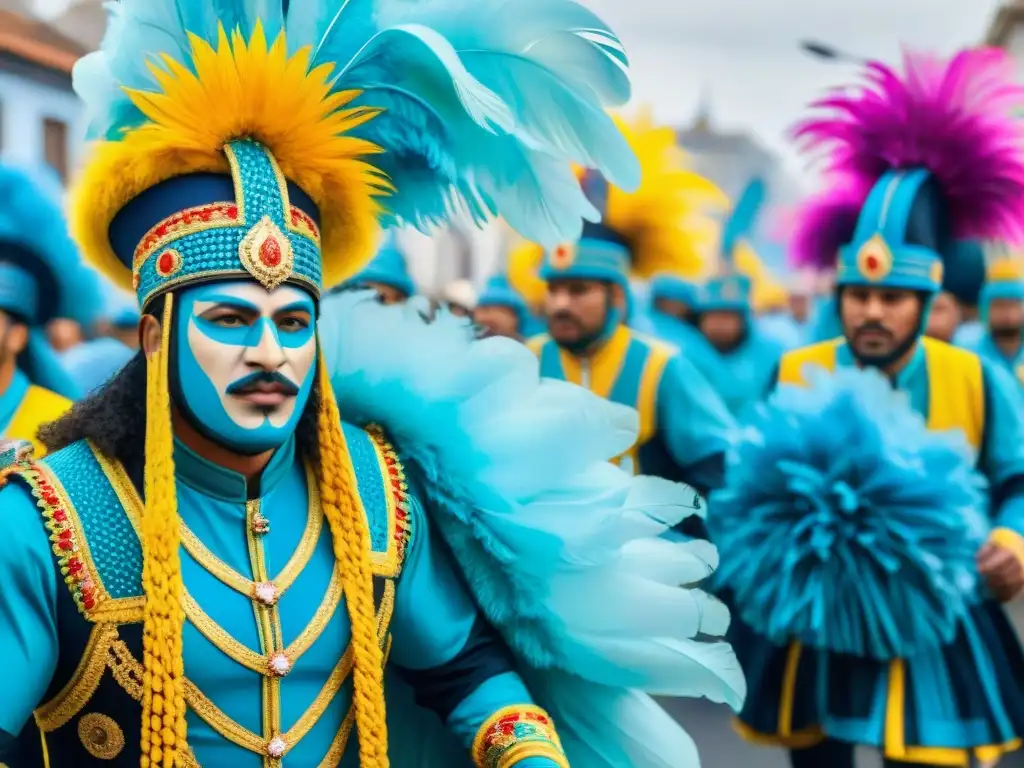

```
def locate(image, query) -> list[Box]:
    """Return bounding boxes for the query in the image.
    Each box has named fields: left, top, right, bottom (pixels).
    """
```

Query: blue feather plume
left=0, top=162, right=102, bottom=328
left=319, top=289, right=745, bottom=766
left=721, top=176, right=766, bottom=262
left=74, top=0, right=638, bottom=247
left=708, top=365, right=988, bottom=661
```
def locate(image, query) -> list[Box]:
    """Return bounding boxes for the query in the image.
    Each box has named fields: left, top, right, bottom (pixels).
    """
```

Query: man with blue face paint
left=0, top=163, right=101, bottom=454
left=0, top=2, right=745, bottom=767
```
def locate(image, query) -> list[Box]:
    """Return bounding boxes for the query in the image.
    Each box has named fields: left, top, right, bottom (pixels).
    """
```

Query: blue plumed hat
left=834, top=169, right=950, bottom=293
left=980, top=246, right=1024, bottom=305
left=0, top=162, right=102, bottom=398
left=539, top=172, right=629, bottom=287
left=698, top=273, right=753, bottom=313
left=340, top=233, right=416, bottom=297
left=792, top=49, right=1024, bottom=297
left=539, top=219, right=631, bottom=288
left=476, top=274, right=528, bottom=328
left=649, top=274, right=699, bottom=306
left=697, top=177, right=764, bottom=314
left=0, top=163, right=101, bottom=328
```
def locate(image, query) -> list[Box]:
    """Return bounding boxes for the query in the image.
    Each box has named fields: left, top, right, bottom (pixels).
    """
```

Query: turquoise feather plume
left=721, top=176, right=766, bottom=262
left=709, top=365, right=988, bottom=661
left=74, top=0, right=638, bottom=246
left=320, top=289, right=745, bottom=767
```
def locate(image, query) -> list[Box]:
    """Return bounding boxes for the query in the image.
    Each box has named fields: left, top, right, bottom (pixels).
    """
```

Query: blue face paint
left=174, top=280, right=317, bottom=454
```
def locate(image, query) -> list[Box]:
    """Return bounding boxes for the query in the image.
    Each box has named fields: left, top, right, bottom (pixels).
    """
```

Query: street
left=663, top=600, right=1024, bottom=768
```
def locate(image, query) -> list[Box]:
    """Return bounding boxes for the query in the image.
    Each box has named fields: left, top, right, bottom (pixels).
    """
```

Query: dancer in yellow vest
left=0, top=163, right=100, bottom=455
left=712, top=47, right=1024, bottom=768
left=527, top=113, right=734, bottom=497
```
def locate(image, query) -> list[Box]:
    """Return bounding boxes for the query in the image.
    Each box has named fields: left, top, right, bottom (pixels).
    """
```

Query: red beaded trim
left=132, top=202, right=240, bottom=272
left=17, top=463, right=104, bottom=617
left=367, top=426, right=412, bottom=576
left=289, top=207, right=321, bottom=244
left=132, top=202, right=322, bottom=277
left=471, top=706, right=568, bottom=768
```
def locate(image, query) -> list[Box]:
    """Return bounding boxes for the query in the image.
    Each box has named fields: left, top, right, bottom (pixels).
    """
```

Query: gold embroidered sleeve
left=471, top=705, right=569, bottom=768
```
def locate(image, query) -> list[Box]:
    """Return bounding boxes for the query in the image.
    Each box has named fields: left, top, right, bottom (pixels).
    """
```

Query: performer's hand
left=977, top=541, right=1024, bottom=602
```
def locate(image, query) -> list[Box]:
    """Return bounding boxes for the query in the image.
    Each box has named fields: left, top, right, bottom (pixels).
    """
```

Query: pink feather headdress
left=789, top=47, right=1024, bottom=270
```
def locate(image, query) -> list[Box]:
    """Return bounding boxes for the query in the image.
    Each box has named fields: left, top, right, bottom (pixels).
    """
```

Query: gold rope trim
left=180, top=462, right=322, bottom=603
left=34, top=623, right=119, bottom=732
left=109, top=582, right=395, bottom=763
left=181, top=566, right=343, bottom=676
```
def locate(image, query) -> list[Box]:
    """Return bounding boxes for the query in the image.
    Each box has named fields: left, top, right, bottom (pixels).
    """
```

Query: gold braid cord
left=140, top=295, right=187, bottom=767
left=314, top=353, right=390, bottom=765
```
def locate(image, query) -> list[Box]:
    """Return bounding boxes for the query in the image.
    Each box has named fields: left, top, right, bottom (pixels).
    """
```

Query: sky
left=581, top=0, right=1005, bottom=183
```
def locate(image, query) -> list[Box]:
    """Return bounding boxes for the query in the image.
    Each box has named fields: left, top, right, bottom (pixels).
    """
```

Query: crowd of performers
left=1, top=1, right=1024, bottom=768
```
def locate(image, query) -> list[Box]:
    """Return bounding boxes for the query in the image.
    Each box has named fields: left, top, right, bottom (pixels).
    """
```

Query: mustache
left=226, top=371, right=299, bottom=396
left=991, top=325, right=1022, bottom=339
left=549, top=310, right=583, bottom=328
left=853, top=321, right=893, bottom=341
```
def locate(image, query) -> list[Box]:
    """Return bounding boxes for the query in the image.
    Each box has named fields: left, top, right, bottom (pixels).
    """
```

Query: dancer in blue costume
left=528, top=114, right=735, bottom=493
left=640, top=274, right=714, bottom=354
left=689, top=180, right=785, bottom=418
left=334, top=233, right=416, bottom=304
left=718, top=47, right=1024, bottom=768
left=960, top=250, right=1024, bottom=386
left=473, top=274, right=528, bottom=341
left=691, top=273, right=784, bottom=418
left=0, top=1, right=743, bottom=766
left=927, top=240, right=985, bottom=346
left=0, top=162, right=102, bottom=452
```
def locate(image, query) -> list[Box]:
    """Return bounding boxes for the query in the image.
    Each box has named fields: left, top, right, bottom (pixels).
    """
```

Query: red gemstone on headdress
left=158, top=251, right=176, bottom=275
left=865, top=255, right=879, bottom=272
left=259, top=236, right=282, bottom=267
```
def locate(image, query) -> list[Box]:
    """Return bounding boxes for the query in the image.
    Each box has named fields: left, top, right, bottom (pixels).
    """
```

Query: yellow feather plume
left=507, top=239, right=548, bottom=309
left=987, top=255, right=1024, bottom=283
left=602, top=110, right=728, bottom=279
left=70, top=23, right=390, bottom=295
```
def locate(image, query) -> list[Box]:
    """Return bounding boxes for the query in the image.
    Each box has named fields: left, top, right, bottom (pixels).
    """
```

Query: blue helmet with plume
left=0, top=162, right=102, bottom=398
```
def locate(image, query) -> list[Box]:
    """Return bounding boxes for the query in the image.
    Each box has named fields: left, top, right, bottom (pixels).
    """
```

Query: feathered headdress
left=0, top=163, right=101, bottom=398
left=523, top=110, right=727, bottom=291
left=0, top=163, right=100, bottom=328
left=698, top=177, right=765, bottom=313
left=600, top=110, right=726, bottom=278
left=709, top=365, right=988, bottom=661
left=790, top=48, right=1024, bottom=281
left=68, top=1, right=637, bottom=765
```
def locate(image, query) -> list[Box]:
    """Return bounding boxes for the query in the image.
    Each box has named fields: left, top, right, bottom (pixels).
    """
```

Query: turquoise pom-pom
left=709, top=365, right=988, bottom=661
